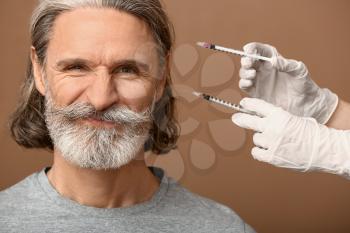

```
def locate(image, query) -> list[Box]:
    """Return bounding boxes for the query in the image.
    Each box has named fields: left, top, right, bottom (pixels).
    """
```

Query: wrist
left=326, top=99, right=350, bottom=130
left=314, top=88, right=338, bottom=124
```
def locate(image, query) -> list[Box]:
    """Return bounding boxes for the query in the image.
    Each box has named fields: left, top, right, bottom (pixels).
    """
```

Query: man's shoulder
left=0, top=171, right=42, bottom=209
left=160, top=178, right=256, bottom=232
left=165, top=180, right=235, bottom=214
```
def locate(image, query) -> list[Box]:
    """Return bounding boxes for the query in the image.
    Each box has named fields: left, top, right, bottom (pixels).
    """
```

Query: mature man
left=0, top=0, right=255, bottom=232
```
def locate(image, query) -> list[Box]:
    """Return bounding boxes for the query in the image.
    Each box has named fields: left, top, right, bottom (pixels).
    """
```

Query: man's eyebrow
left=55, top=58, right=92, bottom=69
left=111, top=59, right=150, bottom=72
left=55, top=58, right=150, bottom=71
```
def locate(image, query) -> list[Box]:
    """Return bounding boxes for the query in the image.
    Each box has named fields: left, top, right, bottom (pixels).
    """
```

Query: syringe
left=197, top=42, right=273, bottom=63
left=192, top=91, right=262, bottom=117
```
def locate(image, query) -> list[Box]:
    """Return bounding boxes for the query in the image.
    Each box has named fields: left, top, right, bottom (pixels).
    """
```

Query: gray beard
left=44, top=93, right=153, bottom=170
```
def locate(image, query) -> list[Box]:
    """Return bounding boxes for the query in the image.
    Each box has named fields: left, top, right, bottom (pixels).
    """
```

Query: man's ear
left=30, top=46, right=46, bottom=96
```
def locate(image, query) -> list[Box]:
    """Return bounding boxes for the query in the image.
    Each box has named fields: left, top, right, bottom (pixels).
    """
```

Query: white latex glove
left=239, top=42, right=338, bottom=124
left=232, top=98, right=350, bottom=178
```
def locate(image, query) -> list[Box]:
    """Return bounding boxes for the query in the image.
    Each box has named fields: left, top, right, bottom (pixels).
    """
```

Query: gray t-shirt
left=0, top=167, right=256, bottom=233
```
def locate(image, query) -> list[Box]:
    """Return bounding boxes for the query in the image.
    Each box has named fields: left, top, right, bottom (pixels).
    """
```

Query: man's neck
left=47, top=151, right=160, bottom=209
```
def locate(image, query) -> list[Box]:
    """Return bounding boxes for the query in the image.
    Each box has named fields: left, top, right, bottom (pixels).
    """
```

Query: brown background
left=1, top=0, right=350, bottom=232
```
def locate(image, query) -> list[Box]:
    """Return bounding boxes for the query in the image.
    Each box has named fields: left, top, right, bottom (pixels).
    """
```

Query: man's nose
left=86, top=71, right=119, bottom=111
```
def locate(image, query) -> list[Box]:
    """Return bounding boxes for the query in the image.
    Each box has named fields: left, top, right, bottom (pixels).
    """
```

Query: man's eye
left=66, top=64, right=86, bottom=71
left=117, top=66, right=139, bottom=75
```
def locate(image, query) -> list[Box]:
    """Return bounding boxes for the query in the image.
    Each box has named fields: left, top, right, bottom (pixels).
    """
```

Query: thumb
left=272, top=56, right=308, bottom=77
left=243, top=42, right=277, bottom=58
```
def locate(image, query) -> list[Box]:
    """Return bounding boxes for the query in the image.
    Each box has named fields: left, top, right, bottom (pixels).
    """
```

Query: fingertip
left=253, top=132, right=268, bottom=148
left=231, top=113, right=244, bottom=125
left=231, top=113, right=236, bottom=122
left=239, top=79, right=253, bottom=89
left=239, top=97, right=251, bottom=107
left=239, top=97, right=251, bottom=106
left=241, top=57, right=254, bottom=68
left=252, top=133, right=261, bottom=144
left=239, top=68, right=256, bottom=80
left=251, top=147, right=267, bottom=162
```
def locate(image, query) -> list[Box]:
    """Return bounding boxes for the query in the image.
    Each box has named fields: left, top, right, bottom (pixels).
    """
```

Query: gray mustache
left=47, top=102, right=153, bottom=125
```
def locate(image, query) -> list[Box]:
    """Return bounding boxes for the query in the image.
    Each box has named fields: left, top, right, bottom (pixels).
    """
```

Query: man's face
left=32, top=8, right=165, bottom=169
left=44, top=7, right=162, bottom=116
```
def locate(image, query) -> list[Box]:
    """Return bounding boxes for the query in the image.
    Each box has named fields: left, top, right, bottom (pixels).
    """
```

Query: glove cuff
left=316, top=88, right=339, bottom=124
left=307, top=125, right=350, bottom=177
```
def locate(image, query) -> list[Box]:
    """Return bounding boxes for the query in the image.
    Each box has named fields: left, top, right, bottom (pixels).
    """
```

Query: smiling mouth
left=81, top=117, right=118, bottom=128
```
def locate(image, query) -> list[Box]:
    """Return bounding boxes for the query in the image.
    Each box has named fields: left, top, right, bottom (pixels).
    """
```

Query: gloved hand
left=239, top=42, right=338, bottom=124
left=232, top=98, right=350, bottom=177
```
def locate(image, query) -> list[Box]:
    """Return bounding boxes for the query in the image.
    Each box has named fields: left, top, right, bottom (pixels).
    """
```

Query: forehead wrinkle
left=50, top=8, right=153, bottom=51
left=47, top=8, right=157, bottom=63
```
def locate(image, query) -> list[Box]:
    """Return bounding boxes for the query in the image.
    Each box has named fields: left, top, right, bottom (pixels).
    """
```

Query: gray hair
left=10, top=0, right=180, bottom=154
